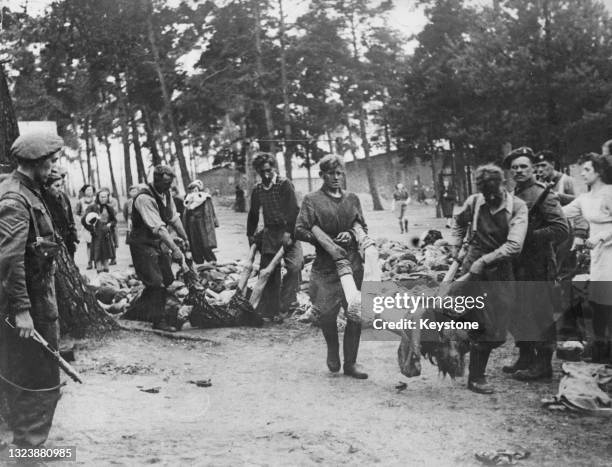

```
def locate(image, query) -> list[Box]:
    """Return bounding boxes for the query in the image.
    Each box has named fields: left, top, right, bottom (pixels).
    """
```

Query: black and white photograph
left=1, top=0, right=612, bottom=465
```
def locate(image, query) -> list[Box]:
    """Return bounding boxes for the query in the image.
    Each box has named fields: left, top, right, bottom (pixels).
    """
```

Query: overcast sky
left=6, top=0, right=612, bottom=41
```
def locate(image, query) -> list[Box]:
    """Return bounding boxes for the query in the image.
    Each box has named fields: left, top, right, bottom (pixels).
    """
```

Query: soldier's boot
left=502, top=343, right=534, bottom=374
left=399, top=221, right=404, bottom=234
left=467, top=347, right=494, bottom=394
left=513, top=348, right=553, bottom=381
left=403, top=219, right=409, bottom=233
left=343, top=320, right=368, bottom=379
left=321, top=322, right=341, bottom=373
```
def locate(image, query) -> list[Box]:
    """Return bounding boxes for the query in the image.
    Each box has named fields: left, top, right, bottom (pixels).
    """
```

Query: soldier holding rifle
left=0, top=133, right=64, bottom=449
left=450, top=164, right=528, bottom=394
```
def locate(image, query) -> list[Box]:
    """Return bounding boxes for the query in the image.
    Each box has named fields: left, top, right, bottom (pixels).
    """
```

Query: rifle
left=4, top=317, right=83, bottom=384
left=529, top=183, right=554, bottom=218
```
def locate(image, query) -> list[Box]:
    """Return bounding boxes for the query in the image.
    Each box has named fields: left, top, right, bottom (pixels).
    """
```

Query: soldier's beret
left=10, top=132, right=64, bottom=161
left=503, top=146, right=535, bottom=169
left=535, top=150, right=556, bottom=165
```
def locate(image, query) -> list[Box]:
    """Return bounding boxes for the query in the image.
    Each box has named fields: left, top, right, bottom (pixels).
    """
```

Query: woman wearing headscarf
left=43, top=169, right=78, bottom=258
left=82, top=188, right=117, bottom=272
left=183, top=180, right=219, bottom=263
left=563, top=153, right=612, bottom=363
left=76, top=184, right=96, bottom=269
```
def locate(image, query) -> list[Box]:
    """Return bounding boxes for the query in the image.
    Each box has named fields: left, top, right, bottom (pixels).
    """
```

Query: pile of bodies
left=89, top=232, right=455, bottom=331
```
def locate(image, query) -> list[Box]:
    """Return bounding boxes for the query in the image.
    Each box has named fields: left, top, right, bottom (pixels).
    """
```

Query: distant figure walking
left=392, top=183, right=410, bottom=233
left=439, top=179, right=456, bottom=228
left=234, top=184, right=246, bottom=212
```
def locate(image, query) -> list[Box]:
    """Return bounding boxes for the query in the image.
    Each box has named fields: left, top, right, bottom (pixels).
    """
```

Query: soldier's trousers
left=0, top=318, right=60, bottom=447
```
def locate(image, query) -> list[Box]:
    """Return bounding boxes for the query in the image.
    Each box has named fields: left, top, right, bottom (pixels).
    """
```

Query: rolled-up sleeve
left=0, top=197, right=31, bottom=315
left=481, top=199, right=528, bottom=265
left=450, top=196, right=475, bottom=247
left=134, top=194, right=174, bottom=236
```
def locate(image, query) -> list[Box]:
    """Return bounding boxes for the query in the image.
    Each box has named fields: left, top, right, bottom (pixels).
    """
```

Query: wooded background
left=2, top=0, right=612, bottom=208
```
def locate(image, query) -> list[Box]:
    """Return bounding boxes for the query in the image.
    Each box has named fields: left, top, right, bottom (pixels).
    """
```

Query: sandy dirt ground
left=4, top=198, right=612, bottom=466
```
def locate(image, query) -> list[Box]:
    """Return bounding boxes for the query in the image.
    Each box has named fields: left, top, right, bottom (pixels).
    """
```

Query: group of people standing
left=392, top=179, right=457, bottom=234
left=449, top=146, right=612, bottom=394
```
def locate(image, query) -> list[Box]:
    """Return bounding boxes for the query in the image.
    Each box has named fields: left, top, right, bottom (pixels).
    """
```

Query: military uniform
left=0, top=134, right=63, bottom=448
left=511, top=178, right=569, bottom=378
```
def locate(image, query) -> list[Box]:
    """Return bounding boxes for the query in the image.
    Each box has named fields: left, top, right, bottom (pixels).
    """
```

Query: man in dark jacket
left=128, top=166, right=191, bottom=332
left=503, top=147, right=569, bottom=381
left=247, top=153, right=303, bottom=320
left=0, top=132, right=63, bottom=449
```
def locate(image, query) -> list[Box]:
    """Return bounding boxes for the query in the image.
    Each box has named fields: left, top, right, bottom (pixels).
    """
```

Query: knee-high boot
left=468, top=347, right=494, bottom=394
left=343, top=321, right=368, bottom=379
left=321, top=321, right=341, bottom=372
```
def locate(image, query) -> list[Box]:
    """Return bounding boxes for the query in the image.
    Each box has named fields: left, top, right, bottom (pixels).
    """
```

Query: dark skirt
left=92, top=226, right=115, bottom=262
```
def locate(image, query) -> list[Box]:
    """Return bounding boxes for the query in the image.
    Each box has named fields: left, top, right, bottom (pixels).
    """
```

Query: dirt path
left=50, top=326, right=611, bottom=466
left=41, top=200, right=612, bottom=465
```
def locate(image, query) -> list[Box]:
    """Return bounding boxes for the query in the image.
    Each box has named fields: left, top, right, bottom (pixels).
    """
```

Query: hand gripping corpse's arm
left=310, top=225, right=362, bottom=322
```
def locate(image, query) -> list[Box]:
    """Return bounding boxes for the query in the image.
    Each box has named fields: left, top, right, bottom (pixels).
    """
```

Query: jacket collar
left=14, top=170, right=42, bottom=195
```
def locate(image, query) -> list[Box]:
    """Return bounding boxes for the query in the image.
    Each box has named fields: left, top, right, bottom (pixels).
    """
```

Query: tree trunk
left=103, top=134, right=120, bottom=200
left=278, top=0, right=292, bottom=179
left=244, top=119, right=256, bottom=211
left=253, top=0, right=276, bottom=156
left=357, top=106, right=383, bottom=210
left=71, top=118, right=87, bottom=186
left=83, top=118, right=93, bottom=184
left=0, top=62, right=19, bottom=173
left=141, top=106, right=162, bottom=166
left=131, top=116, right=146, bottom=182
left=347, top=11, right=382, bottom=210
left=305, top=146, right=313, bottom=192
left=55, top=242, right=118, bottom=337
left=116, top=76, right=133, bottom=189
left=89, top=133, right=102, bottom=188
left=383, top=120, right=392, bottom=154
left=431, top=150, right=441, bottom=218
left=146, top=13, right=190, bottom=189
left=326, top=131, right=334, bottom=155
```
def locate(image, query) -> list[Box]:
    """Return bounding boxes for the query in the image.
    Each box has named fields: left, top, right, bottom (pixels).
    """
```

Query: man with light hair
left=450, top=163, right=528, bottom=394
left=296, top=155, right=369, bottom=379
